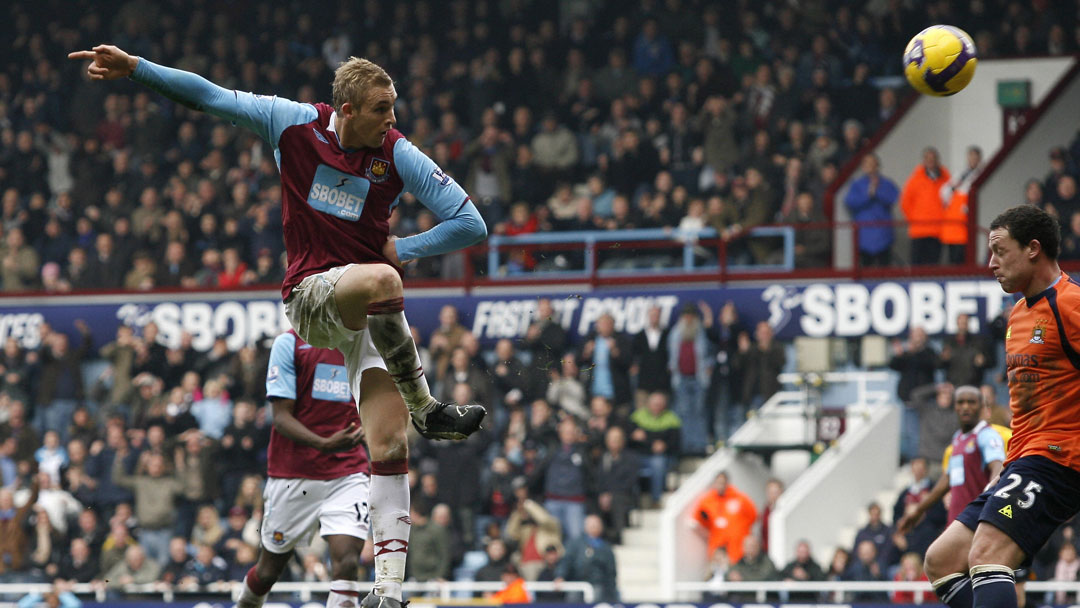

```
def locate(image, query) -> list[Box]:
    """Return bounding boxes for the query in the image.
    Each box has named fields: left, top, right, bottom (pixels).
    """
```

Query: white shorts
left=285, top=265, right=387, bottom=405
left=261, top=472, right=371, bottom=554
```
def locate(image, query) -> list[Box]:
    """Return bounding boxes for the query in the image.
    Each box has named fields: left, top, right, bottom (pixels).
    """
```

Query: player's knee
left=924, top=541, right=958, bottom=579
left=367, top=264, right=402, bottom=299
left=331, top=552, right=360, bottom=580
left=368, top=429, right=409, bottom=461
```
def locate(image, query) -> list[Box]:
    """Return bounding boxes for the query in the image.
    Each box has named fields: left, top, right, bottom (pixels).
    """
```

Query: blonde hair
left=332, top=57, right=393, bottom=112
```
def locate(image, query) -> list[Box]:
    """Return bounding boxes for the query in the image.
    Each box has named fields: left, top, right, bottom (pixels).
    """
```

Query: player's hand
left=68, top=45, right=138, bottom=80
left=320, top=422, right=364, bottom=452
left=382, top=236, right=413, bottom=268
left=895, top=512, right=916, bottom=535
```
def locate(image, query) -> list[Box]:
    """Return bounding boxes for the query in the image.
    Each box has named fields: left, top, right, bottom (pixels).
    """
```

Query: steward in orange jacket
left=901, top=147, right=951, bottom=265
left=692, top=471, right=758, bottom=563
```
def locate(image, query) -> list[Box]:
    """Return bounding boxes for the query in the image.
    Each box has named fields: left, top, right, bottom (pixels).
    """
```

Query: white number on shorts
left=993, top=473, right=1023, bottom=499
left=1017, top=481, right=1043, bottom=509
left=993, top=473, right=1043, bottom=509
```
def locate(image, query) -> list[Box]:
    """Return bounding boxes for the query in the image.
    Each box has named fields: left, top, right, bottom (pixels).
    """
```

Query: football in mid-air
left=903, top=25, right=978, bottom=97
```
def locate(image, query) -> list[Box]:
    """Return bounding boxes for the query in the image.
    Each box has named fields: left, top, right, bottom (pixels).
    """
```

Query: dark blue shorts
left=956, top=455, right=1080, bottom=566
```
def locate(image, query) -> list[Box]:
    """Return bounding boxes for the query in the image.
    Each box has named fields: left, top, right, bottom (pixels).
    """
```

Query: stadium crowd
left=2, top=0, right=1080, bottom=289
left=1, top=0, right=1080, bottom=601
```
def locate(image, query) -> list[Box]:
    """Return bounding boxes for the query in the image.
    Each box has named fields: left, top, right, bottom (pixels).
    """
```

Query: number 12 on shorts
left=354, top=501, right=370, bottom=524
left=994, top=473, right=1044, bottom=509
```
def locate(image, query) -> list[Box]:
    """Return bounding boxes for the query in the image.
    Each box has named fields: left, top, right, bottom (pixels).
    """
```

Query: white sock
left=370, top=461, right=410, bottom=601
left=366, top=302, right=436, bottom=413
left=328, top=580, right=362, bottom=608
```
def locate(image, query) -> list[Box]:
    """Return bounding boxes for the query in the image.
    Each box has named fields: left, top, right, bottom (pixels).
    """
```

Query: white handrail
left=674, top=580, right=1080, bottom=604
left=0, top=581, right=595, bottom=603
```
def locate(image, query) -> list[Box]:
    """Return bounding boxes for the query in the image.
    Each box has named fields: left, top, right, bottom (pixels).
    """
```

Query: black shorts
left=956, top=455, right=1080, bottom=566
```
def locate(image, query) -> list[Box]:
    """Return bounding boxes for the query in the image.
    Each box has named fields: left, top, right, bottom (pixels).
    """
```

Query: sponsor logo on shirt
left=367, top=157, right=391, bottom=183
left=312, top=128, right=329, bottom=144
left=312, top=363, right=351, bottom=402
left=307, top=164, right=369, bottom=221
left=267, top=365, right=280, bottom=383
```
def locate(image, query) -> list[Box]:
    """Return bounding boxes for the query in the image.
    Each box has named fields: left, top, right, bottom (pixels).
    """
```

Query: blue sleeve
left=58, top=592, right=82, bottom=608
left=130, top=59, right=317, bottom=148
left=17, top=593, right=42, bottom=608
left=976, top=427, right=1007, bottom=465
left=391, top=137, right=488, bottom=262
left=844, top=178, right=869, bottom=211
left=266, top=333, right=298, bottom=400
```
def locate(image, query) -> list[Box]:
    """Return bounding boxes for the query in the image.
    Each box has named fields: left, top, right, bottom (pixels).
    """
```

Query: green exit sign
left=998, top=80, right=1031, bottom=108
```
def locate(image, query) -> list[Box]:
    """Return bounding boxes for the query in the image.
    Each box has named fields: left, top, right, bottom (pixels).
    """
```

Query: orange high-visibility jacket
left=900, top=165, right=951, bottom=239
left=693, top=484, right=758, bottom=563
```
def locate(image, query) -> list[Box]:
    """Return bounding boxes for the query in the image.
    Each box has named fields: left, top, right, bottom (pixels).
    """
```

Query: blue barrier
left=485, top=227, right=796, bottom=278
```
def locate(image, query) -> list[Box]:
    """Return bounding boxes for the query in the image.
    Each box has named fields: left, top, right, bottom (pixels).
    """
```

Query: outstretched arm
left=389, top=137, right=488, bottom=264
left=69, top=44, right=315, bottom=147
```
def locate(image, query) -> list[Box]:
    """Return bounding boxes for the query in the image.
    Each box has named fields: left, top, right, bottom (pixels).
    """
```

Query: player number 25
left=993, top=473, right=1044, bottom=509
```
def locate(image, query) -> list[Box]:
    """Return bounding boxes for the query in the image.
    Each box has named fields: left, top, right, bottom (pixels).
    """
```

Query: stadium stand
left=2, top=0, right=1080, bottom=603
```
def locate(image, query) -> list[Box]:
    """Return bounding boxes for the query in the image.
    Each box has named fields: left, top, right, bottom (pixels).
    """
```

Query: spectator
left=190, top=380, right=232, bottom=440
left=909, top=382, right=961, bottom=471
left=35, top=472, right=82, bottom=537
left=889, top=327, right=940, bottom=461
left=726, top=535, right=779, bottom=599
left=891, top=552, right=930, bottom=604
left=112, top=448, right=181, bottom=566
left=591, top=426, right=639, bottom=544
left=98, top=520, right=138, bottom=576
left=531, top=113, right=579, bottom=178
left=103, top=544, right=162, bottom=588
left=845, top=154, right=899, bottom=267
left=405, top=501, right=451, bottom=583
left=58, top=538, right=99, bottom=583
left=632, top=306, right=672, bottom=410
left=1, top=228, right=40, bottom=291
left=0, top=482, right=38, bottom=575
left=852, top=503, right=898, bottom=572
left=437, top=347, right=490, bottom=408
left=891, top=457, right=945, bottom=559
left=491, top=564, right=531, bottom=604
left=523, top=298, right=568, bottom=382
left=179, top=543, right=227, bottom=588
left=490, top=338, right=528, bottom=410
left=556, top=515, right=619, bottom=602
left=825, top=547, right=852, bottom=583
left=1053, top=543, right=1080, bottom=605
left=535, top=545, right=566, bottom=602
left=846, top=540, right=887, bottom=601
left=175, top=433, right=219, bottom=537
left=761, top=478, right=784, bottom=554
left=580, top=314, right=633, bottom=409
left=159, top=536, right=190, bottom=585
left=37, top=321, right=92, bottom=440
left=541, top=417, right=589, bottom=541
left=217, top=399, right=263, bottom=507
left=692, top=471, right=758, bottom=565
left=736, top=321, right=786, bottom=410
left=781, top=539, right=825, bottom=585
left=505, top=496, right=562, bottom=581
left=629, top=391, right=681, bottom=506
left=940, top=146, right=983, bottom=264
left=900, top=147, right=951, bottom=266
left=546, top=354, right=588, bottom=421
left=701, top=301, right=746, bottom=440
left=34, top=430, right=68, bottom=486
left=940, top=313, right=994, bottom=387
left=429, top=305, right=467, bottom=381
left=667, top=303, right=711, bottom=454
left=474, top=538, right=512, bottom=583
left=100, top=325, right=138, bottom=408
left=784, top=192, right=831, bottom=268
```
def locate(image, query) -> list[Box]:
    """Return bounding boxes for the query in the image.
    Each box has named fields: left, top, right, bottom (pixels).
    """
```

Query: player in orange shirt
left=923, top=205, right=1080, bottom=608
left=692, top=471, right=758, bottom=565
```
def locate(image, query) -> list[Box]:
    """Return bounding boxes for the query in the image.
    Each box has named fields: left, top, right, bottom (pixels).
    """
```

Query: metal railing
left=0, top=580, right=595, bottom=603
left=674, top=580, right=1080, bottom=604
left=485, top=226, right=796, bottom=278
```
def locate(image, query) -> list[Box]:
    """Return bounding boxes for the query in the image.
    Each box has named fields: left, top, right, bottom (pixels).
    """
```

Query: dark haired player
left=69, top=44, right=488, bottom=608
left=923, top=205, right=1080, bottom=608
left=238, top=330, right=369, bottom=608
